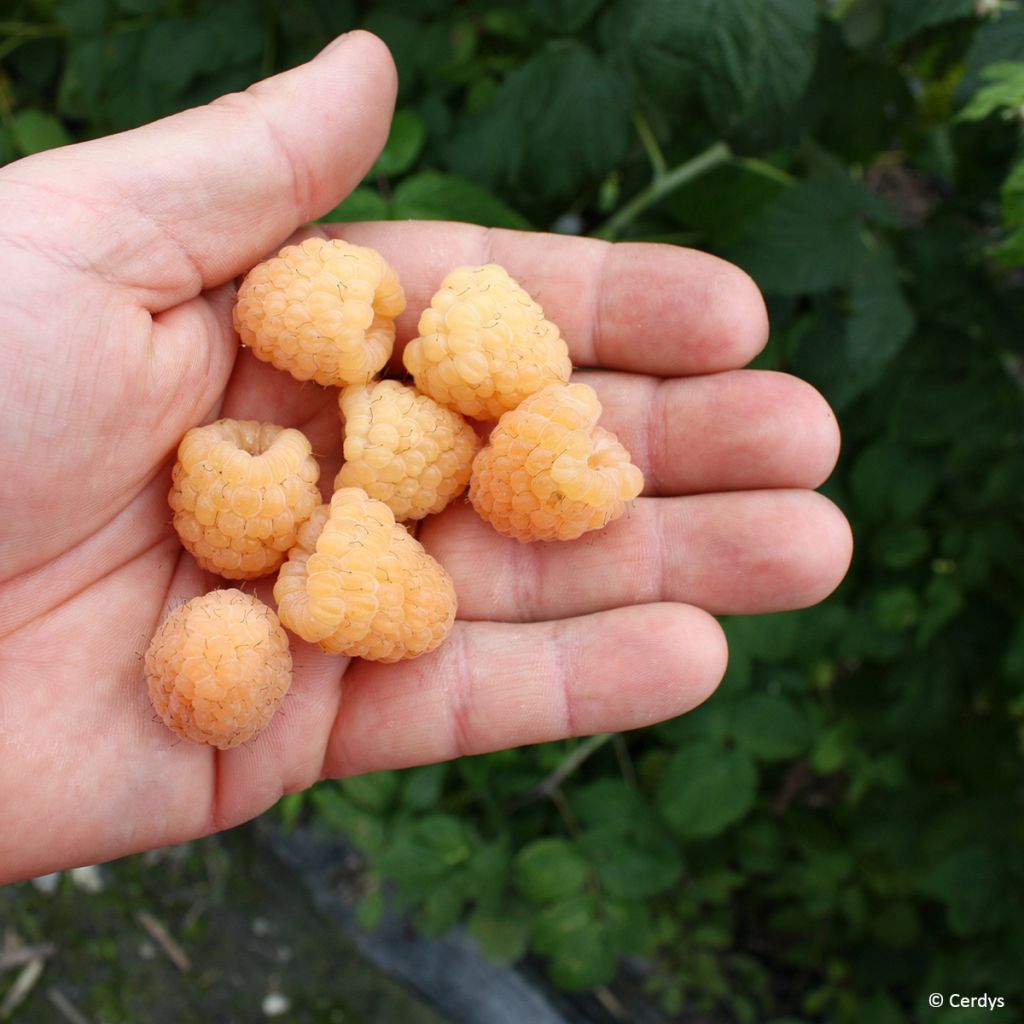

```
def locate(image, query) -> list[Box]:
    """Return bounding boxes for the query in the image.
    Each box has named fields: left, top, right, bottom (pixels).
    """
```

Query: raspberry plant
left=4, top=0, right=1024, bottom=1021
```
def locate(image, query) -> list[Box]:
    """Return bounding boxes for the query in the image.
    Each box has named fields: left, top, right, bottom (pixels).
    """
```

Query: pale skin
left=0, top=32, right=852, bottom=885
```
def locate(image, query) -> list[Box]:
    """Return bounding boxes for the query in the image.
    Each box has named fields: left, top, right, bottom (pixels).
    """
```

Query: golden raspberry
left=233, top=238, right=406, bottom=387
left=333, top=380, right=481, bottom=521
left=469, top=382, right=644, bottom=542
left=403, top=263, right=572, bottom=420
left=144, top=589, right=292, bottom=750
left=274, top=488, right=456, bottom=662
left=170, top=419, right=321, bottom=580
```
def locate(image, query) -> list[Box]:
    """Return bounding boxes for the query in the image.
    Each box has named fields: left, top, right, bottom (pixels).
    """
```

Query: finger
left=323, top=603, right=727, bottom=775
left=421, top=491, right=853, bottom=622
left=574, top=368, right=840, bottom=495
left=0, top=32, right=397, bottom=308
left=330, top=222, right=769, bottom=375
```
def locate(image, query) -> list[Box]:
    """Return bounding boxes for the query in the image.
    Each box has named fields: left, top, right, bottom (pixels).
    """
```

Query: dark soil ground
left=0, top=824, right=446, bottom=1024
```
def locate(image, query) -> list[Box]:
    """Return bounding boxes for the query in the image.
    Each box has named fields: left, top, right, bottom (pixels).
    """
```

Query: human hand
left=0, top=32, right=851, bottom=884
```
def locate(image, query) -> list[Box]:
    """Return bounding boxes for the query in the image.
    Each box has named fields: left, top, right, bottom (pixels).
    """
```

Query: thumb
left=0, top=31, right=397, bottom=309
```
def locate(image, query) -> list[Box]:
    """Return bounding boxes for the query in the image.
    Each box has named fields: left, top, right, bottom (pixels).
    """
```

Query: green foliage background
left=4, top=1, right=1024, bottom=1021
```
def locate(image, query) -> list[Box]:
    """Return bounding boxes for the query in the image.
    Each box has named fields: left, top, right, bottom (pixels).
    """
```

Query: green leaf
left=999, top=160, right=1024, bottom=265
left=732, top=694, right=812, bottom=761
left=341, top=771, right=399, bottom=813
left=310, top=786, right=386, bottom=853
left=548, top=923, right=617, bottom=990
left=55, top=0, right=112, bottom=34
left=531, top=894, right=616, bottom=989
left=446, top=48, right=631, bottom=202
left=845, top=245, right=916, bottom=380
left=376, top=815, right=472, bottom=883
left=998, top=159, right=1024, bottom=266
left=10, top=110, right=72, bottom=155
left=514, top=837, right=590, bottom=903
left=392, top=170, right=530, bottom=228
left=401, top=764, right=448, bottom=811
left=730, top=179, right=880, bottom=295
left=418, top=882, right=467, bottom=935
left=321, top=187, right=391, bottom=223
left=531, top=893, right=594, bottom=956
left=957, top=61, right=1024, bottom=122
left=371, top=108, right=427, bottom=177
left=664, top=162, right=788, bottom=247
left=528, top=0, right=606, bottom=32
left=871, top=523, right=930, bottom=569
left=276, top=791, right=306, bottom=832
left=356, top=886, right=384, bottom=930
left=917, top=846, right=1010, bottom=935
left=628, top=0, right=818, bottom=143
left=732, top=611, right=804, bottom=662
left=885, top=0, right=973, bottom=46
left=962, top=10, right=1024, bottom=97
left=872, top=586, right=920, bottom=631
left=574, top=780, right=682, bottom=898
left=656, top=742, right=759, bottom=838
left=849, top=440, right=939, bottom=522
left=468, top=907, right=530, bottom=963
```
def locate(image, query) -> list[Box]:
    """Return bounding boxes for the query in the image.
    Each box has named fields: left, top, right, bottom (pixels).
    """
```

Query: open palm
left=0, top=33, right=851, bottom=884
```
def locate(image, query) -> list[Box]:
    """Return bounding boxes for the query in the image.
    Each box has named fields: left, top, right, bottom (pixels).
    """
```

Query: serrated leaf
left=628, top=0, right=817, bottom=143
left=446, top=48, right=631, bottom=202
left=11, top=110, right=72, bottom=155
left=957, top=61, right=1024, bottom=122
left=371, top=108, right=427, bottom=177
left=962, top=9, right=1024, bottom=97
left=730, top=179, right=878, bottom=294
left=656, top=742, right=759, bottom=838
left=392, top=170, right=529, bottom=228
left=514, top=837, right=589, bottom=903
left=732, top=694, right=812, bottom=761
left=845, top=245, right=915, bottom=380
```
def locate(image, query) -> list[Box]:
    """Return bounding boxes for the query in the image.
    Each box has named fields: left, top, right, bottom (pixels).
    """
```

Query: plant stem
left=516, top=732, right=615, bottom=805
left=595, top=140, right=732, bottom=241
left=737, top=155, right=797, bottom=186
left=633, top=110, right=667, bottom=180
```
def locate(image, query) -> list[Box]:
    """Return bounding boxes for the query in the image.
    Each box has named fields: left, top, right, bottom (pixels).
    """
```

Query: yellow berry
left=470, top=383, right=644, bottom=542
left=403, top=264, right=572, bottom=420
left=145, top=590, right=292, bottom=750
left=274, top=488, right=456, bottom=661
left=170, top=419, right=320, bottom=579
left=233, top=238, right=405, bottom=387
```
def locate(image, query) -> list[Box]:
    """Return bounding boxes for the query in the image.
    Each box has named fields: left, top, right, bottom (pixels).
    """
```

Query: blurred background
left=2, top=1, right=1023, bottom=1022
